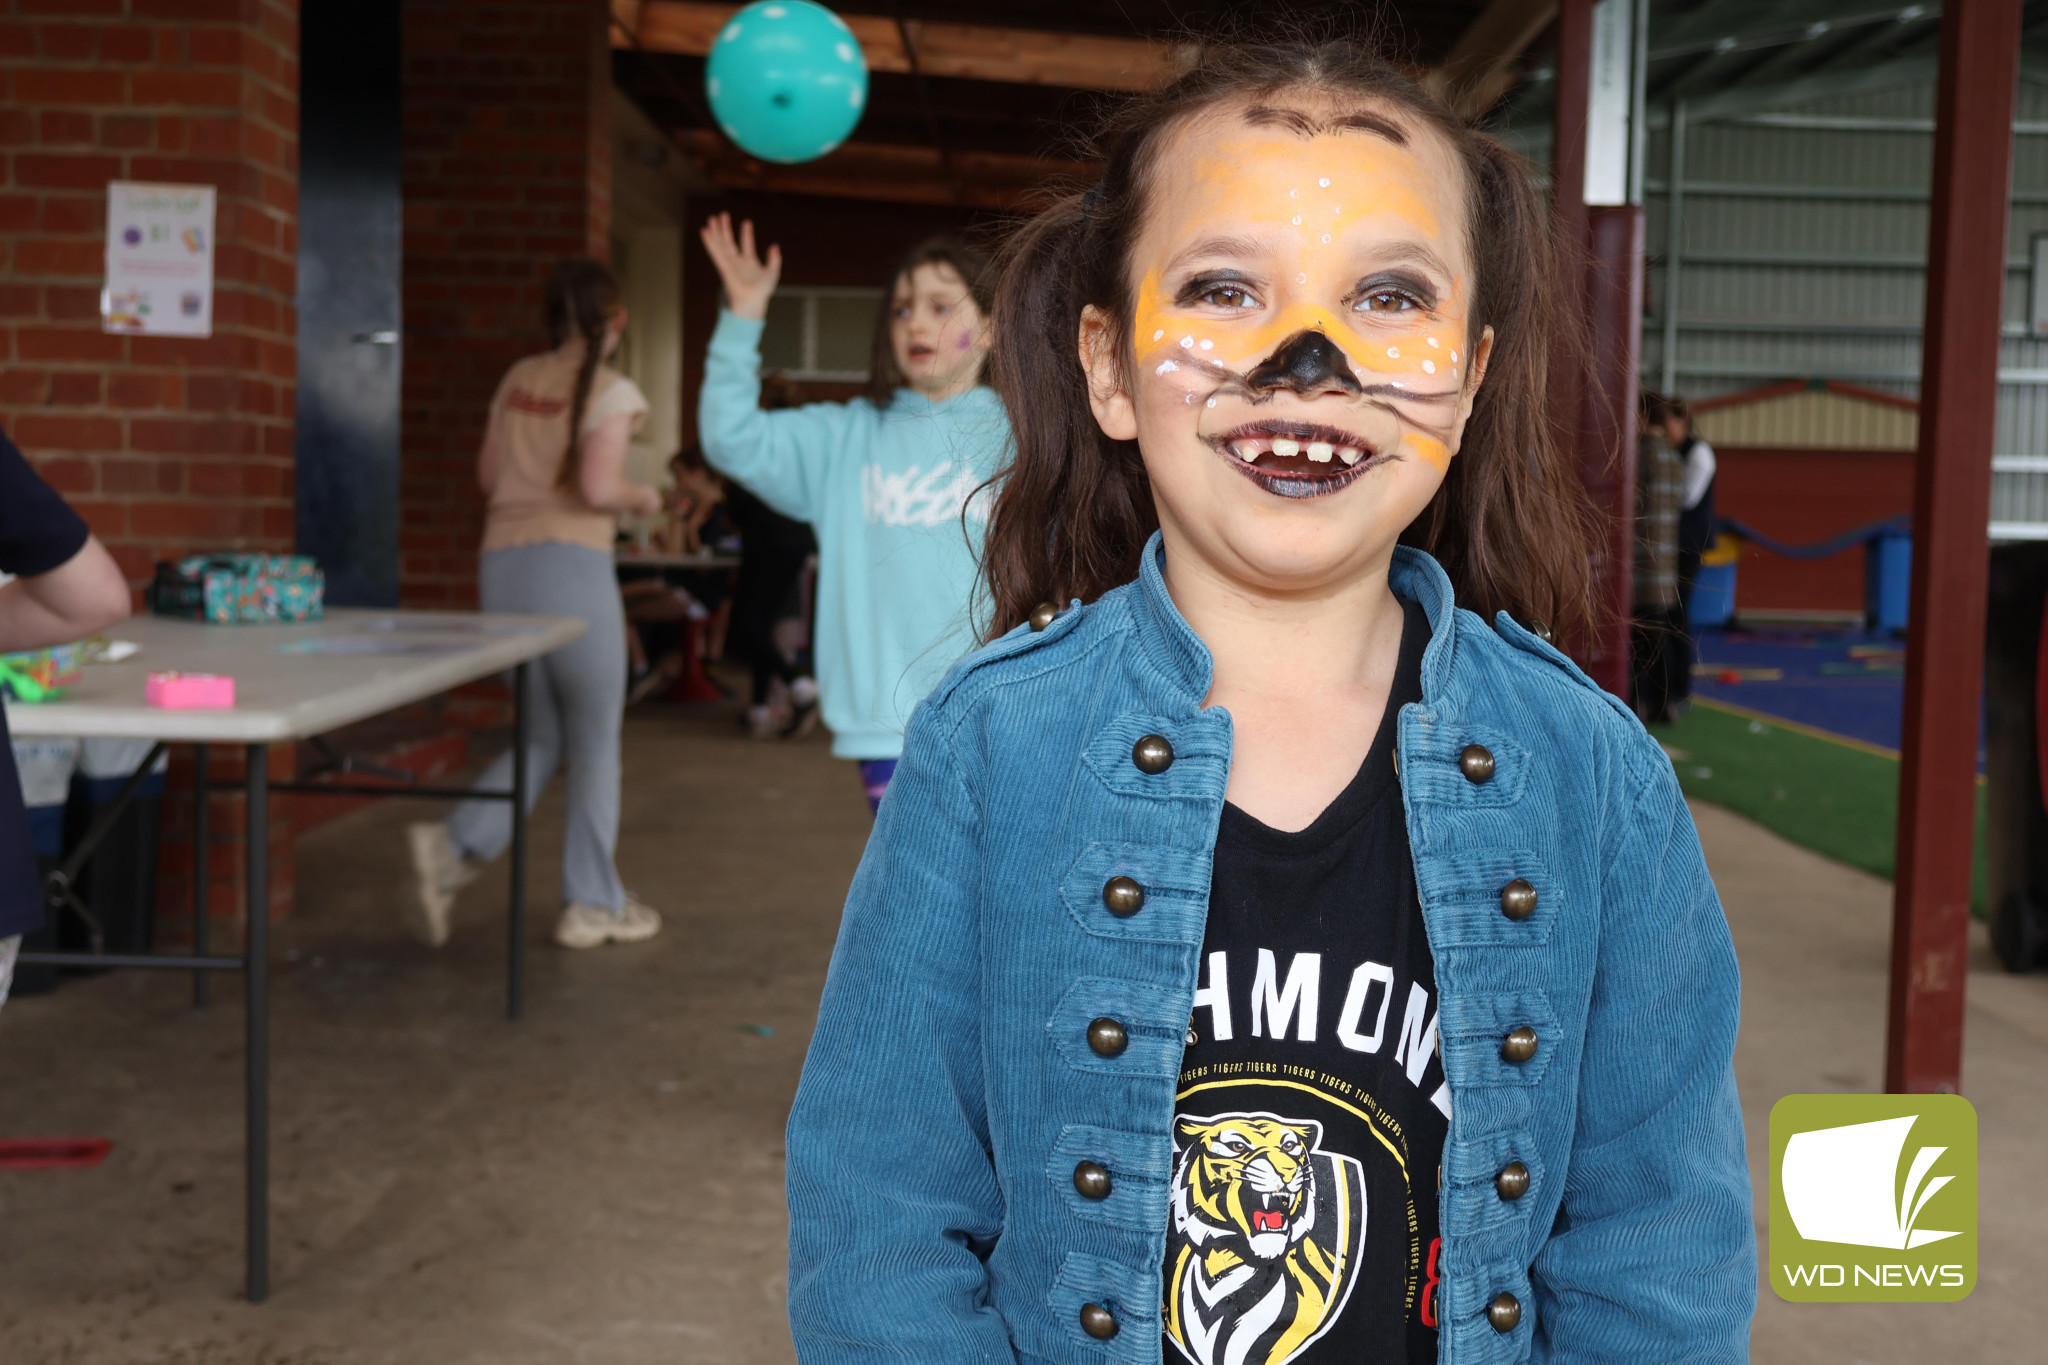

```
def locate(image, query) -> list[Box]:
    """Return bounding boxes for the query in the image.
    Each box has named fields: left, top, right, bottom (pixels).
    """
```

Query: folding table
left=9, top=608, right=585, bottom=1301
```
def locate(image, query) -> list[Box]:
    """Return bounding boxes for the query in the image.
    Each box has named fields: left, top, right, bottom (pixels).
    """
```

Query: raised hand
left=700, top=211, right=783, bottom=321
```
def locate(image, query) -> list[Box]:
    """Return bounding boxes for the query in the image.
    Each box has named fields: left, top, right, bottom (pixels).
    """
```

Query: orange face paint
left=1126, top=117, right=1477, bottom=472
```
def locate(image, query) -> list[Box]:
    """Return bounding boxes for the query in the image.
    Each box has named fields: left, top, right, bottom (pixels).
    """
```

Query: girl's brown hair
left=980, top=37, right=1595, bottom=641
left=865, top=236, right=995, bottom=406
left=546, top=257, right=623, bottom=491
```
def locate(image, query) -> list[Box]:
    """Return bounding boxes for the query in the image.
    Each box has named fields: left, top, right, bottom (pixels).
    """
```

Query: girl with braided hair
left=406, top=258, right=666, bottom=952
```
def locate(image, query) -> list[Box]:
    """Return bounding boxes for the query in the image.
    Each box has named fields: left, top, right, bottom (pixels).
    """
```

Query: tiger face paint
left=1081, top=97, right=1490, bottom=587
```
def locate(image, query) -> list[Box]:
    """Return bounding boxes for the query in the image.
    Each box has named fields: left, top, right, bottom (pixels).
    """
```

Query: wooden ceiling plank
left=623, top=1, right=1178, bottom=92
left=1428, top=0, right=1558, bottom=120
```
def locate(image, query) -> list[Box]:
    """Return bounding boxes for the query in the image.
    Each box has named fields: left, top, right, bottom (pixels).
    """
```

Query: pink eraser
left=147, top=671, right=235, bottom=708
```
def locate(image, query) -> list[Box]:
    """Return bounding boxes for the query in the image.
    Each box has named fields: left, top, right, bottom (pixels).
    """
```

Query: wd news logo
left=1769, top=1094, right=1977, bottom=1302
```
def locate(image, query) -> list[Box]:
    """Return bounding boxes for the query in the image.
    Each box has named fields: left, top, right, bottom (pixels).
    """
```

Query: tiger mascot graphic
left=1163, top=1112, right=1367, bottom=1365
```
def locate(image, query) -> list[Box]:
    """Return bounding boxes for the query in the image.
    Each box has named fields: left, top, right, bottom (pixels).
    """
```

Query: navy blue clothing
left=0, top=429, right=93, bottom=937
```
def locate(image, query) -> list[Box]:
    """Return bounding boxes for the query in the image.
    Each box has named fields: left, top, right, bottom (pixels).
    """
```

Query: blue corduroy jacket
left=786, top=535, right=1755, bottom=1364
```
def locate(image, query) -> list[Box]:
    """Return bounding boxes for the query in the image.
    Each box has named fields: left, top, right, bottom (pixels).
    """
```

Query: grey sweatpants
left=447, top=542, right=626, bottom=912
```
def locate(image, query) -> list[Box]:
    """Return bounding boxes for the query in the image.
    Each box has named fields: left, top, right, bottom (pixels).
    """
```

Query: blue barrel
left=1690, top=561, right=1737, bottom=629
left=1866, top=530, right=1912, bottom=634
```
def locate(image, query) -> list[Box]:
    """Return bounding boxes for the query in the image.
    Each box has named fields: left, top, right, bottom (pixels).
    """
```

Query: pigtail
left=544, top=258, right=623, bottom=493
left=1400, top=135, right=1597, bottom=641
left=981, top=193, right=1158, bottom=638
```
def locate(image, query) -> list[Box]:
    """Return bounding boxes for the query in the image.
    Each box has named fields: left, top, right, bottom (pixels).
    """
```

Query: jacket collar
left=1129, top=530, right=1462, bottom=709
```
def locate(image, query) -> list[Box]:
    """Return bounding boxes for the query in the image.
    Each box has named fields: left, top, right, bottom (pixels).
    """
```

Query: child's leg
left=856, top=759, right=898, bottom=814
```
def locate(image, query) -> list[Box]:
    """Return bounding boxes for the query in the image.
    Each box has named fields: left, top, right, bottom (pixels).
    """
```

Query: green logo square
left=1768, top=1093, right=1976, bottom=1302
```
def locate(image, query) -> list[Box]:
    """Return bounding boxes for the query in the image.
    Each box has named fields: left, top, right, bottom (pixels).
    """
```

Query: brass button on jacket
left=1499, top=878, right=1538, bottom=920
left=1101, top=875, right=1146, bottom=917
left=1132, top=734, right=1175, bottom=774
left=1496, top=1160, right=1530, bottom=1201
left=1087, top=1017, right=1129, bottom=1057
left=1459, top=743, right=1496, bottom=784
left=1501, top=1025, right=1539, bottom=1063
left=1027, top=602, right=1059, bottom=632
left=1072, top=1160, right=1112, bottom=1200
left=1079, top=1303, right=1118, bottom=1340
left=1487, top=1292, right=1522, bottom=1333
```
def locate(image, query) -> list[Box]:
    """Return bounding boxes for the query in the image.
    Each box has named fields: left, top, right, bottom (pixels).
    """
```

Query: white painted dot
left=1156, top=359, right=1179, bottom=375
left=1184, top=392, right=1194, bottom=405
left=1198, top=339, right=1214, bottom=351
left=1450, top=350, right=1459, bottom=362
left=1422, top=359, right=1436, bottom=374
left=1291, top=215, right=1302, bottom=226
left=1318, top=177, right=1331, bottom=188
left=836, top=41, right=855, bottom=62
left=1387, top=347, right=1400, bottom=359
left=1290, top=188, right=1299, bottom=197
left=1180, top=335, right=1194, bottom=348
left=1206, top=397, right=1217, bottom=407
left=762, top=4, right=787, bottom=16
left=721, top=21, right=742, bottom=41
left=1426, top=337, right=1440, bottom=348
left=1391, top=380, right=1407, bottom=389
left=1333, top=205, right=1342, bottom=214
left=1153, top=329, right=1165, bottom=341
left=707, top=77, right=721, bottom=98
left=848, top=86, right=861, bottom=107
left=1321, top=234, right=1331, bottom=244
left=1298, top=273, right=1307, bottom=284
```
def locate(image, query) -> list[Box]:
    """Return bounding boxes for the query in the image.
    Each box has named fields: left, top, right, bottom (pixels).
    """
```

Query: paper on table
left=274, top=636, right=468, bottom=657
left=360, top=617, right=548, bottom=635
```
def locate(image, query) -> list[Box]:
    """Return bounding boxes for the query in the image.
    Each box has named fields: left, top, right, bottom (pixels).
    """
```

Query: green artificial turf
left=1652, top=700, right=1990, bottom=915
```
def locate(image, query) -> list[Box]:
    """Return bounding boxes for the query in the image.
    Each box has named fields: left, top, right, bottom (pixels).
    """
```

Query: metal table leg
left=194, top=743, right=211, bottom=1007
left=508, top=660, right=529, bottom=1021
left=244, top=743, right=270, bottom=1303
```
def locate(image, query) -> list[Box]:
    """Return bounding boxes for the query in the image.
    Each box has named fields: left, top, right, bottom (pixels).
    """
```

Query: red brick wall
left=0, top=0, right=300, bottom=591
left=399, top=0, right=612, bottom=607
left=0, top=0, right=301, bottom=938
left=1716, top=446, right=1915, bottom=614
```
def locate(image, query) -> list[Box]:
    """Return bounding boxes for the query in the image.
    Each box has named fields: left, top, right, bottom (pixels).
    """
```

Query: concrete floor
left=2, top=700, right=2042, bottom=1363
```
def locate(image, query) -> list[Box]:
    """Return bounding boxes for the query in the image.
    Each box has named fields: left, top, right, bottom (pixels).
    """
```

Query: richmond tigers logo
left=1163, top=1113, right=1367, bottom=1365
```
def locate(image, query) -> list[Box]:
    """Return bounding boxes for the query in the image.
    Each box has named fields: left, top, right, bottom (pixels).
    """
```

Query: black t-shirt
left=0, top=428, right=93, bottom=939
left=1164, top=598, right=1446, bottom=1365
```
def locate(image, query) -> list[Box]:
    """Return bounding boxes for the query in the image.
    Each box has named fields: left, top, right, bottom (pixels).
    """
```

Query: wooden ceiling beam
left=616, top=1, right=1186, bottom=93
left=1426, top=0, right=1558, bottom=121
left=673, top=128, right=1098, bottom=211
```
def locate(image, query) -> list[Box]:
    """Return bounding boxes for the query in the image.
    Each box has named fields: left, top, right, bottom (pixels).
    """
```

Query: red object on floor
left=0, top=1137, right=113, bottom=1169
left=1719, top=670, right=1742, bottom=684
left=669, top=619, right=727, bottom=703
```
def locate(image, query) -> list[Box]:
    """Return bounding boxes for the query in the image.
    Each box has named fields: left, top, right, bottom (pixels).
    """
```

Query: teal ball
left=705, top=1, right=869, bottom=164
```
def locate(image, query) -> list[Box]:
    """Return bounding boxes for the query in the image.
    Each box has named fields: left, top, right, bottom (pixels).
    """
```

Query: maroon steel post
left=1584, top=205, right=1644, bottom=696
left=1886, top=0, right=2024, bottom=1094
left=1549, top=0, right=1634, bottom=691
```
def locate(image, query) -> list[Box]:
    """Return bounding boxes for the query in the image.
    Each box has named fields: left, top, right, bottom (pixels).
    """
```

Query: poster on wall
left=101, top=181, right=216, bottom=337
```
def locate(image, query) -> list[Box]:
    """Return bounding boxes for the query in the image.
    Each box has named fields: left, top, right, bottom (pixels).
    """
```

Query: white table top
left=5, top=609, right=584, bottom=743
left=614, top=549, right=742, bottom=570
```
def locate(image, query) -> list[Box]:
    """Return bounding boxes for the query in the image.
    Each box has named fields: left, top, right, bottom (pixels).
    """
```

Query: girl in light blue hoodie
left=698, top=215, right=1009, bottom=810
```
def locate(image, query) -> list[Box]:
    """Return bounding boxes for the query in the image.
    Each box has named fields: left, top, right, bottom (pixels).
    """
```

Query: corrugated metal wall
left=1640, top=77, right=2048, bottom=538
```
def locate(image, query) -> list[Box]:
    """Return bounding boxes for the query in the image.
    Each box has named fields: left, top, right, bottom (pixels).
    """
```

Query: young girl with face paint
left=785, top=40, right=1753, bottom=1365
left=698, top=217, right=1008, bottom=810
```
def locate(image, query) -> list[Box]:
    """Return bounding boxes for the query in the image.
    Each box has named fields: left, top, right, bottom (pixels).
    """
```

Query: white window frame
left=761, top=285, right=884, bottom=382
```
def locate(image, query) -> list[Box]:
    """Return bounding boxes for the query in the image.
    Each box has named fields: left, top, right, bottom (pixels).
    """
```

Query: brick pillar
left=400, top=0, right=612, bottom=607
left=0, top=1, right=301, bottom=941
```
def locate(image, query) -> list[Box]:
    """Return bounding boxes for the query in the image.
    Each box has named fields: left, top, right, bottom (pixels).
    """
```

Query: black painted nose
left=1244, top=329, right=1363, bottom=396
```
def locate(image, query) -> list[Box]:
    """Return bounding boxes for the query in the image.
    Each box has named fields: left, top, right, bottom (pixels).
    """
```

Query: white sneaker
left=404, top=822, right=479, bottom=947
left=554, top=894, right=663, bottom=950
left=745, top=704, right=779, bottom=739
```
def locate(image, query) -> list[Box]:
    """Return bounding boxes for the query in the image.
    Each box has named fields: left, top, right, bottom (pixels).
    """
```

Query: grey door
left=294, top=0, right=402, bottom=607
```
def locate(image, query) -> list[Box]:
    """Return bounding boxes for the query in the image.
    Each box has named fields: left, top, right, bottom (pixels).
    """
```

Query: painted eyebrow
left=1243, top=104, right=1408, bottom=145
left=1162, top=235, right=1268, bottom=274
left=1357, top=241, right=1455, bottom=282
